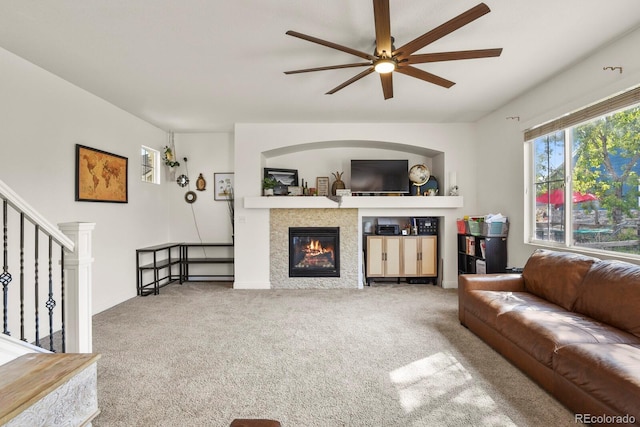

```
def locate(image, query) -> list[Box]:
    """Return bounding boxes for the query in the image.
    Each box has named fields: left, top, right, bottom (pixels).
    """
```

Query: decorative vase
left=264, top=188, right=274, bottom=196
left=331, top=171, right=345, bottom=196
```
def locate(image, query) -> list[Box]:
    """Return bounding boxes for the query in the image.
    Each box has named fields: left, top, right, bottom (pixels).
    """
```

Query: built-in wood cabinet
left=366, top=235, right=437, bottom=285
left=366, top=235, right=402, bottom=279
left=402, top=236, right=438, bottom=277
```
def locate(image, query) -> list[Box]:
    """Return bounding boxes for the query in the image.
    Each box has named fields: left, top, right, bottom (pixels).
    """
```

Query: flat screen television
left=350, top=159, right=410, bottom=194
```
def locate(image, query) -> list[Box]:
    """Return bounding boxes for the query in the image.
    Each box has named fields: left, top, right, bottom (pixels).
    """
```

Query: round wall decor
left=176, top=174, right=189, bottom=187
left=184, top=191, right=197, bottom=203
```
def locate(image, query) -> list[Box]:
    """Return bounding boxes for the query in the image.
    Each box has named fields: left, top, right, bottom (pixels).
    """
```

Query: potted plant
left=163, top=146, right=180, bottom=168
left=262, top=177, right=278, bottom=196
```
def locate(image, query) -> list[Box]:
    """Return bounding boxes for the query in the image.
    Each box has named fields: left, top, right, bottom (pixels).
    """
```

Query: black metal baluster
left=34, top=225, right=40, bottom=347
left=1, top=200, right=12, bottom=336
left=46, top=236, right=56, bottom=352
left=0, top=195, right=70, bottom=352
left=20, top=213, right=25, bottom=341
left=60, top=248, right=65, bottom=353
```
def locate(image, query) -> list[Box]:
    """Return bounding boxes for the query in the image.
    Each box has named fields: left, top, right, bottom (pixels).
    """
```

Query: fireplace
left=289, top=227, right=340, bottom=277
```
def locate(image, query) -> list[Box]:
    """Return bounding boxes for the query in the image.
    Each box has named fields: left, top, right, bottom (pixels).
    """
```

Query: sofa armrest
left=459, top=273, right=525, bottom=292
left=458, top=274, right=525, bottom=324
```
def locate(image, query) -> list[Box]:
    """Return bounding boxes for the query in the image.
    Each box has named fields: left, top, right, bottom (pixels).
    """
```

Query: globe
left=409, top=164, right=430, bottom=186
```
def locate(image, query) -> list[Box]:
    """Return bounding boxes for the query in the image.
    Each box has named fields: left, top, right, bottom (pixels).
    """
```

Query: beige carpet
left=91, top=282, right=580, bottom=427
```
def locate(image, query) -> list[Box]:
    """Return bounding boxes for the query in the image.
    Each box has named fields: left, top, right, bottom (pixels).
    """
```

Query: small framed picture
left=214, top=172, right=234, bottom=201
left=288, top=186, right=303, bottom=196
left=316, top=177, right=330, bottom=196
left=264, top=168, right=298, bottom=196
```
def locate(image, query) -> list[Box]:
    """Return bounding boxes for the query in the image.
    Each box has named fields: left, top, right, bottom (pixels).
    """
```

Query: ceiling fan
left=284, top=1, right=502, bottom=100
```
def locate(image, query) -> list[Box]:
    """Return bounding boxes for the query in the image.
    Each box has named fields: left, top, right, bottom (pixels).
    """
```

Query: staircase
left=0, top=179, right=99, bottom=426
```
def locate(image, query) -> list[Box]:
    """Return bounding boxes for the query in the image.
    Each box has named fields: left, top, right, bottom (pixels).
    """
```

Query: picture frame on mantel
left=264, top=168, right=298, bottom=196
left=316, top=177, right=330, bottom=196
left=75, top=144, right=128, bottom=203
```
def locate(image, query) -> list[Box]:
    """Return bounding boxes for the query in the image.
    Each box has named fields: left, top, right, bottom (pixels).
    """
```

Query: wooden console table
left=180, top=243, right=234, bottom=282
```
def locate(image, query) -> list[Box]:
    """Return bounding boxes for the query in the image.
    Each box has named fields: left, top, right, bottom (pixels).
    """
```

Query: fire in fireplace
left=289, top=227, right=340, bottom=277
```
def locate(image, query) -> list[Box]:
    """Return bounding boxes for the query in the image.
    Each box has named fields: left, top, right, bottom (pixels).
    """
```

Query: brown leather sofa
left=458, top=249, right=640, bottom=425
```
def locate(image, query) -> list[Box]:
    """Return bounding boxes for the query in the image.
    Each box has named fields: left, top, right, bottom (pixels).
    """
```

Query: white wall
left=476, top=26, right=640, bottom=268
left=0, top=46, right=169, bottom=314
left=6, top=23, right=636, bottom=312
left=168, top=132, right=235, bottom=244
left=234, top=123, right=479, bottom=289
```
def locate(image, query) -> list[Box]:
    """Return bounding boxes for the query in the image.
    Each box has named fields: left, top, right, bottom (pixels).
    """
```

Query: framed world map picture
left=75, top=144, right=128, bottom=203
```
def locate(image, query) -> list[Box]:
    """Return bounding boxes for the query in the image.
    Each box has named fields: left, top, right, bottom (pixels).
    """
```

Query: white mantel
left=244, top=195, right=466, bottom=289
left=244, top=195, right=464, bottom=209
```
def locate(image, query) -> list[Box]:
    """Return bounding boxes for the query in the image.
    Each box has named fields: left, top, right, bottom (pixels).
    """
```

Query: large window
left=528, top=86, right=640, bottom=256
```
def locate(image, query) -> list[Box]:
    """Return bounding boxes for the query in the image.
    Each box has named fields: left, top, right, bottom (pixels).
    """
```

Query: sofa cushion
left=497, top=309, right=640, bottom=368
left=574, top=259, right=640, bottom=339
left=554, top=343, right=640, bottom=420
left=522, top=249, right=598, bottom=311
left=465, top=290, right=564, bottom=329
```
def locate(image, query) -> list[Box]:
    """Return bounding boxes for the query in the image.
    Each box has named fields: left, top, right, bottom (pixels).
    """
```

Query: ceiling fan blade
left=286, top=30, right=375, bottom=61
left=373, top=0, right=392, bottom=56
left=395, top=65, right=455, bottom=88
left=393, top=3, right=491, bottom=59
left=406, top=48, right=502, bottom=64
left=284, top=62, right=372, bottom=74
left=326, top=67, right=375, bottom=95
left=380, top=72, right=393, bottom=100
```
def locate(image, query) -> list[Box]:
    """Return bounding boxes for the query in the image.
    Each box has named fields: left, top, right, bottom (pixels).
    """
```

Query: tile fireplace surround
left=270, top=208, right=358, bottom=289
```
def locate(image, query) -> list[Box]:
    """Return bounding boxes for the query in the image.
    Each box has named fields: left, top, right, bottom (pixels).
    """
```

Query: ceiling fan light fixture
left=285, top=2, right=501, bottom=99
left=374, top=58, right=396, bottom=74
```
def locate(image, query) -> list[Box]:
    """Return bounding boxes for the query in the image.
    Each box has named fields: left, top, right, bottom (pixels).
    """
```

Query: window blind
left=524, top=85, right=640, bottom=141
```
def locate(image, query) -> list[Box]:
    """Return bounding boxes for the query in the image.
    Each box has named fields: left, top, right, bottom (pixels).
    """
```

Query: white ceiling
left=1, top=1, right=639, bottom=132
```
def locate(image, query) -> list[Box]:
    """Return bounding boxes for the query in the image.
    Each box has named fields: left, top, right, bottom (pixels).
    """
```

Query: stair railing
left=0, top=179, right=94, bottom=354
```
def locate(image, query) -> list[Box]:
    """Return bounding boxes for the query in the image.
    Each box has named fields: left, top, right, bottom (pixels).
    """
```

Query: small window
left=141, top=146, right=160, bottom=184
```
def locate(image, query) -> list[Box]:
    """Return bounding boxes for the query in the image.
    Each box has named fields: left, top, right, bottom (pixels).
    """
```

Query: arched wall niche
left=262, top=139, right=443, bottom=158
left=261, top=139, right=445, bottom=190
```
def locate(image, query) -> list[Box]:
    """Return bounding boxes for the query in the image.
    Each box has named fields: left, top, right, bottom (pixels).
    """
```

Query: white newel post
left=58, top=222, right=96, bottom=353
